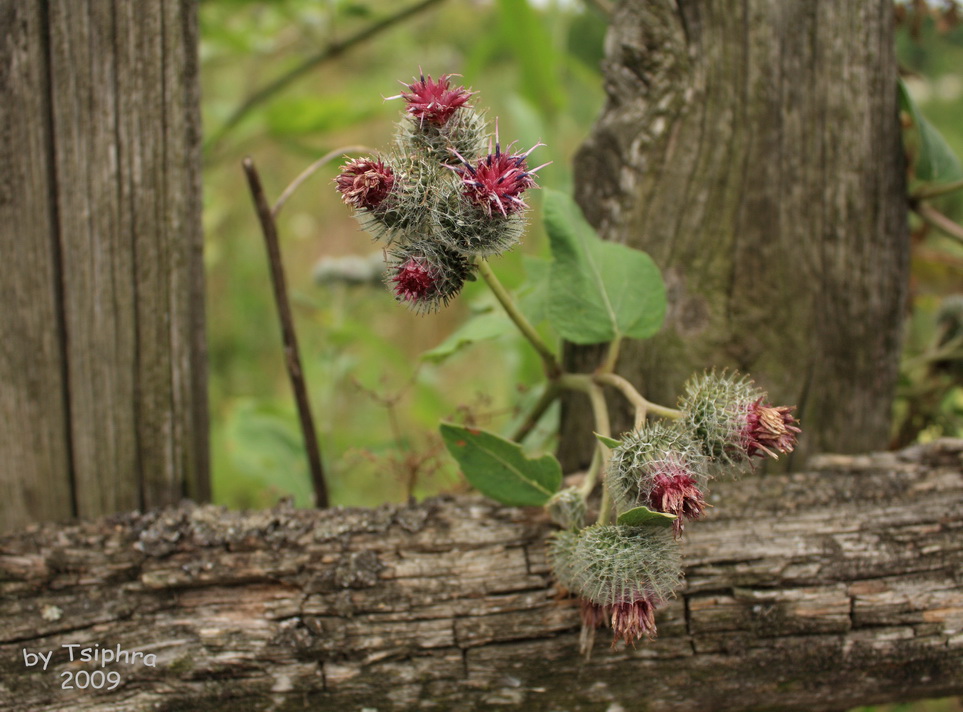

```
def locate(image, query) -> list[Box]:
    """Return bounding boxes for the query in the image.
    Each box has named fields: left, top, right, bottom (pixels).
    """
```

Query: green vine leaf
left=593, top=432, right=621, bottom=449
left=542, top=189, right=666, bottom=345
left=421, top=309, right=512, bottom=363
left=617, top=506, right=677, bottom=528
left=440, top=423, right=562, bottom=506
left=899, top=78, right=963, bottom=184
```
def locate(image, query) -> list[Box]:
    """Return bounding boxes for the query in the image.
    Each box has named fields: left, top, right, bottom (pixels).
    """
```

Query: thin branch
left=476, top=259, right=562, bottom=378
left=510, top=382, right=562, bottom=444
left=593, top=372, right=684, bottom=422
left=914, top=202, right=963, bottom=247
left=242, top=157, right=330, bottom=508
left=205, top=0, right=448, bottom=154
left=912, top=177, right=963, bottom=201
left=273, top=144, right=377, bottom=219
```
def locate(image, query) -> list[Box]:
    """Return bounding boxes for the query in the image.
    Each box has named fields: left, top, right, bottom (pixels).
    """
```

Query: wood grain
left=562, top=0, right=908, bottom=471
left=1, top=440, right=960, bottom=711
left=0, top=0, right=207, bottom=528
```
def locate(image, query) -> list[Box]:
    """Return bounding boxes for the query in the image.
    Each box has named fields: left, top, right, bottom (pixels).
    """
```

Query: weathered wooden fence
left=0, top=0, right=207, bottom=531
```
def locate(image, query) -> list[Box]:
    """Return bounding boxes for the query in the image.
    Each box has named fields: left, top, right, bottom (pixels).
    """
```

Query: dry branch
left=2, top=440, right=962, bottom=711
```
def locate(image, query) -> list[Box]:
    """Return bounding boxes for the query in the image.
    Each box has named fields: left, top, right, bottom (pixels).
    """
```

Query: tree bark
left=1, top=439, right=961, bottom=712
left=0, top=0, right=208, bottom=531
left=560, top=0, right=908, bottom=470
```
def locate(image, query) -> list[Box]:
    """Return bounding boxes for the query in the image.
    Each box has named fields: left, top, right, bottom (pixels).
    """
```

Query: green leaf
left=617, top=506, right=677, bottom=528
left=593, top=432, right=621, bottom=449
left=421, top=309, right=513, bottom=363
left=440, top=423, right=562, bottom=506
left=518, top=255, right=552, bottom=325
left=899, top=78, right=963, bottom=183
left=543, top=189, right=666, bottom=345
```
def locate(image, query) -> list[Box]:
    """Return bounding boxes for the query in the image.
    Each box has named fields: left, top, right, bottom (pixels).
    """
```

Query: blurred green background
left=198, top=2, right=960, bottom=709
left=200, top=0, right=963, bottom=511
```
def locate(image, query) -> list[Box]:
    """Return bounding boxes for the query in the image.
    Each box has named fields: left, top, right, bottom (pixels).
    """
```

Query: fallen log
left=1, top=439, right=962, bottom=711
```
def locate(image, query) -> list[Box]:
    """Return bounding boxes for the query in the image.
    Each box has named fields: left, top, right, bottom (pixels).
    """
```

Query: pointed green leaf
left=518, top=255, right=552, bottom=325
left=543, top=189, right=666, bottom=345
left=617, top=506, right=677, bottom=528
left=440, top=423, right=562, bottom=506
left=421, top=309, right=512, bottom=363
left=593, top=432, right=622, bottom=449
left=899, top=78, right=963, bottom=183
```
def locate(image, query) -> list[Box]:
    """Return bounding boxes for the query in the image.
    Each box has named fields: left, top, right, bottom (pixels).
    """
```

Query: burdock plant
left=334, top=70, right=800, bottom=652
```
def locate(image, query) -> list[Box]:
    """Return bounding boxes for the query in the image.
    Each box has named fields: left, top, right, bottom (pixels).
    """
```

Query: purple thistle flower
left=449, top=123, right=549, bottom=217
left=335, top=157, right=394, bottom=210
left=390, top=257, right=438, bottom=304
left=387, top=71, right=474, bottom=127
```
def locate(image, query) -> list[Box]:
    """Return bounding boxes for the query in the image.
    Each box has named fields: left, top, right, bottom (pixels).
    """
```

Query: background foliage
left=199, top=0, right=963, bottom=508
left=197, top=3, right=960, bottom=708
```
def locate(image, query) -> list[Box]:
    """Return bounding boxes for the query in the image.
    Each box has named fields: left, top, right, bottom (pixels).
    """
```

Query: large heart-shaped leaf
left=543, top=189, right=666, bottom=345
left=899, top=78, right=963, bottom=183
left=440, top=423, right=562, bottom=506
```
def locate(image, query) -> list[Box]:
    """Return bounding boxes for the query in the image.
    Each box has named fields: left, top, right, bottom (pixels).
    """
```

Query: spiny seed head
left=680, top=370, right=801, bottom=468
left=608, top=422, right=710, bottom=536
left=549, top=525, right=682, bottom=618
left=546, top=487, right=587, bottom=531
left=390, top=72, right=474, bottom=127
left=432, top=183, right=526, bottom=256
left=335, top=157, right=395, bottom=210
left=550, top=525, right=682, bottom=643
left=384, top=241, right=473, bottom=313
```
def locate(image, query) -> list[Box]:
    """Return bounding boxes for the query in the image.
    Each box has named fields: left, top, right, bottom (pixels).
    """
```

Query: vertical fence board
left=0, top=3, right=74, bottom=528
left=0, top=0, right=207, bottom=530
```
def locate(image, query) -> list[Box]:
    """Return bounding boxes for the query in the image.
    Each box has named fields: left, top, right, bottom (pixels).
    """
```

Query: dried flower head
left=449, top=127, right=549, bottom=217
left=389, top=72, right=474, bottom=127
left=385, top=242, right=473, bottom=313
left=335, top=157, right=395, bottom=210
left=680, top=370, right=801, bottom=468
left=549, top=525, right=682, bottom=646
left=608, top=422, right=709, bottom=536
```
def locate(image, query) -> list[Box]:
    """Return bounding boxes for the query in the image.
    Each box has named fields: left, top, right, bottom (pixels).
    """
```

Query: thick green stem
left=561, top=374, right=615, bottom=524
left=912, top=177, right=963, bottom=201
left=593, top=372, right=684, bottom=423
left=476, top=259, right=562, bottom=377
left=510, top=382, right=561, bottom=443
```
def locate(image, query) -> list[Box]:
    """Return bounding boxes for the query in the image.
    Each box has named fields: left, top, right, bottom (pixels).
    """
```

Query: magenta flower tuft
left=389, top=72, right=474, bottom=127
left=743, top=398, right=802, bottom=459
left=450, top=135, right=549, bottom=217
left=648, top=469, right=708, bottom=537
left=335, top=157, right=394, bottom=210
left=390, top=257, right=438, bottom=304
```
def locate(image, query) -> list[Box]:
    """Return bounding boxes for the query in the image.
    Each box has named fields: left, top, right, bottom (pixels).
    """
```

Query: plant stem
left=205, top=0, right=448, bottom=155
left=912, top=177, right=963, bottom=201
left=242, top=157, right=330, bottom=508
left=273, top=145, right=377, bottom=218
left=561, top=374, right=615, bottom=523
left=599, top=335, right=622, bottom=374
left=593, top=372, right=683, bottom=422
left=476, top=258, right=562, bottom=377
left=510, top=382, right=561, bottom=443
left=914, top=203, right=963, bottom=247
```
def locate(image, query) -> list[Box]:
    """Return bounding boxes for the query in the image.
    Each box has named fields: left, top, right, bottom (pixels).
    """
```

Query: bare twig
left=242, top=157, right=330, bottom=508
left=205, top=0, right=448, bottom=154
left=914, top=202, right=963, bottom=247
left=273, top=145, right=377, bottom=218
left=912, top=177, right=963, bottom=201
